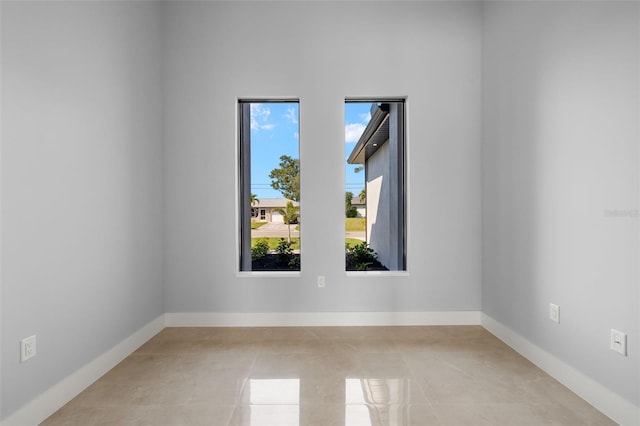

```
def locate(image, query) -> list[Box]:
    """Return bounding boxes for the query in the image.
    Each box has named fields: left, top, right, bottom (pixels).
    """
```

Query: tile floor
left=41, top=326, right=615, bottom=425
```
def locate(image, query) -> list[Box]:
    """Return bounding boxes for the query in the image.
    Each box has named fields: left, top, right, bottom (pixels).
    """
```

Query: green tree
left=274, top=201, right=300, bottom=243
left=269, top=155, right=300, bottom=201
left=345, top=191, right=358, bottom=218
left=358, top=188, right=366, bottom=203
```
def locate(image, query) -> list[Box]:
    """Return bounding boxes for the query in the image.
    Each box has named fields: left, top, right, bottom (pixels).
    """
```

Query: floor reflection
left=346, top=378, right=410, bottom=405
left=235, top=377, right=411, bottom=426
left=246, top=379, right=300, bottom=405
left=345, top=378, right=411, bottom=426
left=241, top=379, right=300, bottom=425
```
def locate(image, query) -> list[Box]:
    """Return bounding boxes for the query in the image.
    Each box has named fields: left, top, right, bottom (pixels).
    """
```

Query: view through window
left=239, top=101, right=300, bottom=272
left=345, top=100, right=406, bottom=271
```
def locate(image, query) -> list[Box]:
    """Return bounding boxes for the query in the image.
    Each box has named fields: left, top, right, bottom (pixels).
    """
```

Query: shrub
left=252, top=239, right=270, bottom=260
left=276, top=238, right=294, bottom=266
left=346, top=241, right=378, bottom=271
left=288, top=253, right=300, bottom=269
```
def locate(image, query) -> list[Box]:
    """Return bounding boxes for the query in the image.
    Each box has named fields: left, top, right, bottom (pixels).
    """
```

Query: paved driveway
left=253, top=222, right=365, bottom=241
left=345, top=231, right=366, bottom=241
left=252, top=222, right=299, bottom=238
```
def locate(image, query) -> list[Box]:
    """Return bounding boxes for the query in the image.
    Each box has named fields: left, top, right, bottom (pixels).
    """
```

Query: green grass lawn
left=345, top=238, right=365, bottom=248
left=345, top=217, right=365, bottom=232
left=252, top=237, right=300, bottom=250
left=251, top=221, right=267, bottom=229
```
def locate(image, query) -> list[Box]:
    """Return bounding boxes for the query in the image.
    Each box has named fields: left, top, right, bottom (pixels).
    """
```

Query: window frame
left=345, top=98, right=408, bottom=273
left=237, top=98, right=301, bottom=274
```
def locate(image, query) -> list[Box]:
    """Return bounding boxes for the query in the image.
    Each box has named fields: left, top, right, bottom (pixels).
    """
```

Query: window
left=239, top=100, right=300, bottom=272
left=345, top=100, right=406, bottom=271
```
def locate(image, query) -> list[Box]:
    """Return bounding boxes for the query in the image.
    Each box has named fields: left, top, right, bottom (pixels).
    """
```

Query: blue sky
left=249, top=103, right=300, bottom=199
left=249, top=102, right=372, bottom=199
left=344, top=102, right=373, bottom=196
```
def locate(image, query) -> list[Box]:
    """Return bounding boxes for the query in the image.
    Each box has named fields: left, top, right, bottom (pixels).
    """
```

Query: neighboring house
left=251, top=198, right=299, bottom=223
left=347, top=103, right=404, bottom=270
left=351, top=197, right=366, bottom=218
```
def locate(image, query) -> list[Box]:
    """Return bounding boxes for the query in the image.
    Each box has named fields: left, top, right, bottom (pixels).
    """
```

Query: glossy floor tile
left=41, top=326, right=615, bottom=426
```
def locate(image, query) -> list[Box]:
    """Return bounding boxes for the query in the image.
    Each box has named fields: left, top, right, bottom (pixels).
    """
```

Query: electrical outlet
left=610, top=329, right=627, bottom=356
left=549, top=303, right=560, bottom=323
left=21, top=335, right=37, bottom=362
left=317, top=275, right=325, bottom=288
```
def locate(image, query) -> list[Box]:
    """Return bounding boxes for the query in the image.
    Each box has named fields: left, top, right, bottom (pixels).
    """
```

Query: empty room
left=1, top=1, right=638, bottom=425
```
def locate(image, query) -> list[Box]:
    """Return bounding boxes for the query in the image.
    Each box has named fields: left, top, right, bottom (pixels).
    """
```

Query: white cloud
left=359, top=112, right=372, bottom=123
left=284, top=107, right=298, bottom=124
left=345, top=123, right=366, bottom=143
left=293, top=132, right=299, bottom=140
left=250, top=104, right=273, bottom=130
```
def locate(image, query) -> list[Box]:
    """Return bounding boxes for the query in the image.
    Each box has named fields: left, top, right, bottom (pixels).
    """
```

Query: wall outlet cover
left=549, top=303, right=560, bottom=323
left=21, top=335, right=37, bottom=362
left=610, top=329, right=627, bottom=356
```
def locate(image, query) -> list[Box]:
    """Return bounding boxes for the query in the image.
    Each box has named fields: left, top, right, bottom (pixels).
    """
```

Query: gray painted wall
left=482, top=1, right=639, bottom=406
left=1, top=1, right=164, bottom=419
left=163, top=1, right=483, bottom=313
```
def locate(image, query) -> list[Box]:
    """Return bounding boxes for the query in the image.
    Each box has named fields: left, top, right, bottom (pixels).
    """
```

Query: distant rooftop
left=251, top=198, right=299, bottom=208
left=351, top=197, right=365, bottom=206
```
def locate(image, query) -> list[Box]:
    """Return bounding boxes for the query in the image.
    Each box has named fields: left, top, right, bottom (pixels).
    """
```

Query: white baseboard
left=165, top=310, right=482, bottom=327
left=1, top=315, right=165, bottom=426
left=482, top=313, right=640, bottom=426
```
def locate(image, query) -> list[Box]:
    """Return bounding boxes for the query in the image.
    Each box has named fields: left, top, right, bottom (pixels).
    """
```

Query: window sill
left=237, top=271, right=302, bottom=279
left=346, top=270, right=410, bottom=278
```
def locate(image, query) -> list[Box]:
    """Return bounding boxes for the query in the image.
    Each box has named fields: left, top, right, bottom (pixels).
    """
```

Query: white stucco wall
left=367, top=143, right=392, bottom=269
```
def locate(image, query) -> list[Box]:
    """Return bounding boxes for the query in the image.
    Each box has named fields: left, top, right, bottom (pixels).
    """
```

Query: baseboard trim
left=165, top=310, right=482, bottom=327
left=481, top=313, right=640, bottom=426
left=1, top=315, right=165, bottom=426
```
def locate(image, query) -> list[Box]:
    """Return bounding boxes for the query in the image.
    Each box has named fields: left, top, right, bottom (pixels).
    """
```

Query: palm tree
left=358, top=188, right=366, bottom=203
left=274, top=201, right=300, bottom=243
left=250, top=193, right=260, bottom=218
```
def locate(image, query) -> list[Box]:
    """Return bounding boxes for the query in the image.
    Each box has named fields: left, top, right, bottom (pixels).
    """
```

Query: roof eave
left=347, top=104, right=390, bottom=164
